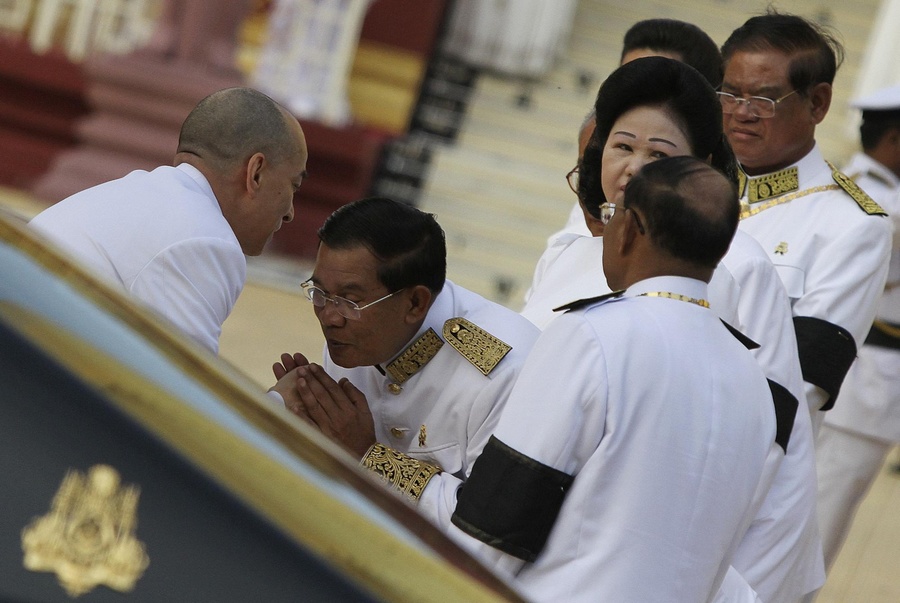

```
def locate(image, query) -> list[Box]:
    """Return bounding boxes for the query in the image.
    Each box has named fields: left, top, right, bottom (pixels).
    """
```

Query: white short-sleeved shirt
left=29, top=164, right=245, bottom=354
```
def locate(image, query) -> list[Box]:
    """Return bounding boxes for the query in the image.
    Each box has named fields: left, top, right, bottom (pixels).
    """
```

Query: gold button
left=390, top=427, right=405, bottom=439
left=388, top=383, right=402, bottom=395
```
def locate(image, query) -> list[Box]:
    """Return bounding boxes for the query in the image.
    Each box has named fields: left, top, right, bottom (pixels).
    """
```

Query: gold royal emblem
left=443, top=318, right=512, bottom=376
left=21, top=464, right=149, bottom=597
left=418, top=425, right=427, bottom=448
left=774, top=242, right=788, bottom=255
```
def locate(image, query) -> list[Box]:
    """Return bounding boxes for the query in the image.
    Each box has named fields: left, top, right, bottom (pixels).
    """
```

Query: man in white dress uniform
left=272, top=197, right=540, bottom=530
left=812, top=83, right=900, bottom=574
left=30, top=87, right=308, bottom=354
left=721, top=12, right=892, bottom=424
left=447, top=157, right=776, bottom=602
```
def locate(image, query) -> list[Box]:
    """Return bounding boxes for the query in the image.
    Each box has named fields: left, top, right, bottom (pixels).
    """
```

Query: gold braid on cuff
left=361, top=443, right=441, bottom=502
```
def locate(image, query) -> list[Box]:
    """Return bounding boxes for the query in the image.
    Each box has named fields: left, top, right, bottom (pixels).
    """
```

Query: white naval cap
left=851, top=83, right=900, bottom=111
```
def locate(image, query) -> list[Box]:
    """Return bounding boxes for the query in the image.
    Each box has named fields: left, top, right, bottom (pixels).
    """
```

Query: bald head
left=625, top=156, right=739, bottom=269
left=177, top=87, right=303, bottom=171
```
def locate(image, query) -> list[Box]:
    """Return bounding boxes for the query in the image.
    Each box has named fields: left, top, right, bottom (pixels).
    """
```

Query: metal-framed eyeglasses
left=301, top=280, right=400, bottom=320
left=566, top=165, right=579, bottom=194
left=599, top=202, right=645, bottom=234
left=716, top=89, right=799, bottom=119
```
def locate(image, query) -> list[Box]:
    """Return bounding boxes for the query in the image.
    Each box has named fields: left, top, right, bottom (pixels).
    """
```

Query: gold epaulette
left=828, top=162, right=888, bottom=216
left=442, top=317, right=512, bottom=376
left=361, top=444, right=441, bottom=502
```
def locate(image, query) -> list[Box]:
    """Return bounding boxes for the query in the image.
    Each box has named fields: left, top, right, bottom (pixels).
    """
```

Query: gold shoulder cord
left=638, top=291, right=709, bottom=308
left=361, top=444, right=441, bottom=502
left=874, top=320, right=900, bottom=339
left=740, top=185, right=838, bottom=219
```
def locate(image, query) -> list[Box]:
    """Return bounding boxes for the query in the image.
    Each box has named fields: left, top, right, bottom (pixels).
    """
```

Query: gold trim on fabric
left=828, top=161, right=888, bottom=216
left=21, top=465, right=149, bottom=597
left=737, top=170, right=747, bottom=198
left=873, top=320, right=900, bottom=339
left=385, top=328, right=443, bottom=385
left=442, top=318, right=512, bottom=376
left=740, top=185, right=839, bottom=219
left=361, top=444, right=441, bottom=502
left=638, top=291, right=710, bottom=308
left=747, top=167, right=799, bottom=203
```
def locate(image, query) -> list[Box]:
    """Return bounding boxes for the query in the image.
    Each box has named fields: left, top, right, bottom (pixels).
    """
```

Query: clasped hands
left=269, top=352, right=375, bottom=458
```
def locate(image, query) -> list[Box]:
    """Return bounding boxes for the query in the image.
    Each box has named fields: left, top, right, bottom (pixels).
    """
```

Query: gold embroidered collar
left=739, top=162, right=887, bottom=219
left=739, top=166, right=800, bottom=203
left=384, top=328, right=444, bottom=385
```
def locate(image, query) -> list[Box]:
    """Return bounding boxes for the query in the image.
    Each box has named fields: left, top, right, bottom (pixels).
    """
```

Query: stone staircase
left=416, top=0, right=656, bottom=308
left=416, top=0, right=879, bottom=309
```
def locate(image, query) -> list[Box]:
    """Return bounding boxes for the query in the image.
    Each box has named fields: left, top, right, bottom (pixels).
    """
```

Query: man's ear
left=245, top=152, right=266, bottom=195
left=404, top=285, right=434, bottom=324
left=809, top=82, right=832, bottom=124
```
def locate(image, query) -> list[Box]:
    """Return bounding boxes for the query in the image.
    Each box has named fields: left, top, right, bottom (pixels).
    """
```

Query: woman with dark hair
left=522, top=56, right=738, bottom=329
left=579, top=55, right=736, bottom=220
left=521, top=56, right=820, bottom=603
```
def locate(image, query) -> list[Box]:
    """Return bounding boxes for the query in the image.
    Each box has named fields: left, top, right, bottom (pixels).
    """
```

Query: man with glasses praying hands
left=721, top=11, right=892, bottom=428
left=271, top=196, right=539, bottom=529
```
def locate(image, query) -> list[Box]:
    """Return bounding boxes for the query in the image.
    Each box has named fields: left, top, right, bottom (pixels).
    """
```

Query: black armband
left=767, top=379, right=798, bottom=453
left=451, top=436, right=574, bottom=562
left=794, top=316, right=857, bottom=411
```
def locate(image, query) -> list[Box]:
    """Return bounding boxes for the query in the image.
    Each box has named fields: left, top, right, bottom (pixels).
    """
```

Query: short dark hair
left=721, top=10, right=844, bottom=93
left=178, top=87, right=299, bottom=169
left=625, top=156, right=739, bottom=268
left=579, top=57, right=737, bottom=220
left=859, top=110, right=900, bottom=150
left=621, top=18, right=723, bottom=87
left=317, top=197, right=446, bottom=294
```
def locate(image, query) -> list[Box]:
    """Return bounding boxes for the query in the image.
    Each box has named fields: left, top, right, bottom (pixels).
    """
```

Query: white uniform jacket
left=29, top=164, right=245, bottom=353
left=452, top=276, right=776, bottom=603
left=522, top=225, right=821, bottom=601
left=323, top=280, right=540, bottom=528
left=720, top=231, right=823, bottom=601
left=737, top=145, right=892, bottom=412
left=826, top=152, right=900, bottom=441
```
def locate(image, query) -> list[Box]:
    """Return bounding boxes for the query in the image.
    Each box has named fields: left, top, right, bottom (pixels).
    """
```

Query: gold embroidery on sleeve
left=361, top=444, right=441, bottom=502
